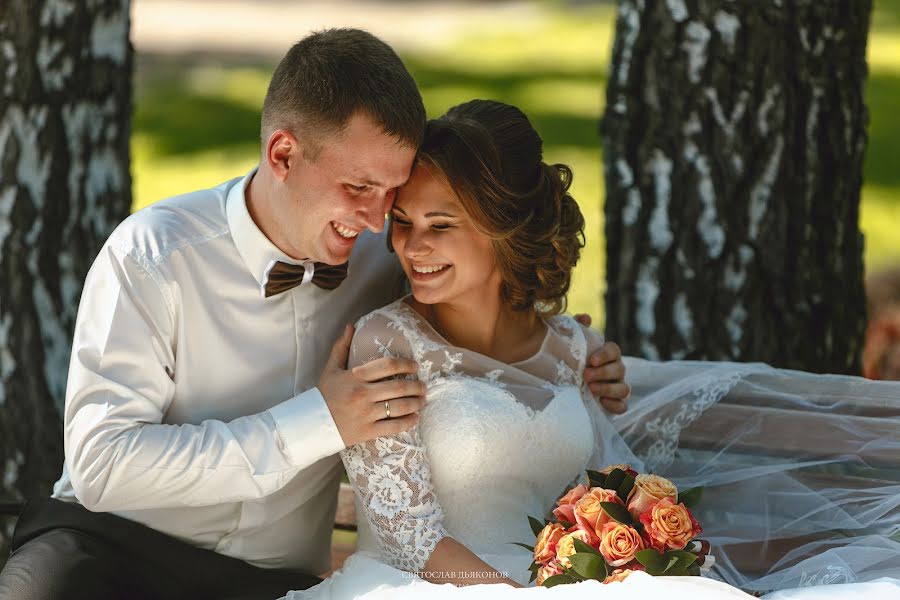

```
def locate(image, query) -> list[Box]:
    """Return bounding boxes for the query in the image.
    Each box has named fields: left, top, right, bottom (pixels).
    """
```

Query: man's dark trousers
left=0, top=498, right=321, bottom=600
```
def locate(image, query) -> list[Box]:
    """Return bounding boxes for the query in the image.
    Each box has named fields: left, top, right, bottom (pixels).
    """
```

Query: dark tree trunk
left=0, top=0, right=132, bottom=556
left=602, top=0, right=870, bottom=374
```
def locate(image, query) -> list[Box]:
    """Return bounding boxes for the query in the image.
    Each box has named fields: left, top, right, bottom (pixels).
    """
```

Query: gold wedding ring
left=384, top=401, right=391, bottom=419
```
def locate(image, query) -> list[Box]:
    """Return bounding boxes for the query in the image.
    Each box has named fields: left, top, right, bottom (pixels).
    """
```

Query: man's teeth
left=413, top=265, right=449, bottom=274
left=332, top=223, right=360, bottom=239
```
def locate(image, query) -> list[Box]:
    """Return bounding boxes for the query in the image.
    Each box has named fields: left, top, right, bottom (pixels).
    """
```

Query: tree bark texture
left=0, top=0, right=132, bottom=556
left=602, top=0, right=870, bottom=374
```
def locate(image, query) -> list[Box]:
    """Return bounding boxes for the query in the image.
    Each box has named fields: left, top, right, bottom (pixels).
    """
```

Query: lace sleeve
left=341, top=310, right=448, bottom=572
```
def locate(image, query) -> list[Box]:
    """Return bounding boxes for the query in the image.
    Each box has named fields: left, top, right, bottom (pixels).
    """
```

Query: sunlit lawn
left=132, top=2, right=900, bottom=327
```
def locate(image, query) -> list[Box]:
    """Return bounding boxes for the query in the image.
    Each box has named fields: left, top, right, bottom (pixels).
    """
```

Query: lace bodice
left=342, top=298, right=612, bottom=572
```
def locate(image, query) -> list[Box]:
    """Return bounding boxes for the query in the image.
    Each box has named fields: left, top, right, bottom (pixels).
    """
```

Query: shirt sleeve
left=340, top=311, right=449, bottom=572
left=64, top=242, right=343, bottom=513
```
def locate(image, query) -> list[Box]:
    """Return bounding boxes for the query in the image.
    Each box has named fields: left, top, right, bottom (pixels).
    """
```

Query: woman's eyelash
left=391, top=218, right=454, bottom=231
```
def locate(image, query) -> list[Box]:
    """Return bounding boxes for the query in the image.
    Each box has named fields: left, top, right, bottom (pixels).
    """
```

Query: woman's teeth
left=413, top=265, right=449, bottom=274
left=332, top=223, right=360, bottom=239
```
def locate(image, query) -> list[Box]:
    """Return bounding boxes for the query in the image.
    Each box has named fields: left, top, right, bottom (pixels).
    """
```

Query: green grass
left=132, top=2, right=900, bottom=326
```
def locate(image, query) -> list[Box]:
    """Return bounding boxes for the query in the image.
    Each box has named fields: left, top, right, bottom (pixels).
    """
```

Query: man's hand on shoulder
left=575, top=313, right=630, bottom=414
left=319, top=325, right=426, bottom=447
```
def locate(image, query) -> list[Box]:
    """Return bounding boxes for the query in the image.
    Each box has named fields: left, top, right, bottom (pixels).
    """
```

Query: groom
left=0, top=29, right=629, bottom=600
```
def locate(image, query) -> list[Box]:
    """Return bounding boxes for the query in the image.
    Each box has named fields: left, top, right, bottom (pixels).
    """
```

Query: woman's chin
left=410, top=289, right=442, bottom=305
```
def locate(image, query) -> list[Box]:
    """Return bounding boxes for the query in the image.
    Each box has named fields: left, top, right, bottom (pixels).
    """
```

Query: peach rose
left=603, top=568, right=635, bottom=584
left=555, top=529, right=593, bottom=568
left=627, top=474, right=677, bottom=519
left=639, top=497, right=702, bottom=551
left=552, top=503, right=576, bottom=524
left=533, top=523, right=566, bottom=563
left=557, top=483, right=589, bottom=506
left=574, top=487, right=623, bottom=534
left=553, top=483, right=588, bottom=524
left=536, top=562, right=564, bottom=586
left=598, top=521, right=645, bottom=567
left=599, top=464, right=639, bottom=478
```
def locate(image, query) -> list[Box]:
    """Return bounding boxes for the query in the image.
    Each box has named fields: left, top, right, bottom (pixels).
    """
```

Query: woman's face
left=391, top=163, right=502, bottom=307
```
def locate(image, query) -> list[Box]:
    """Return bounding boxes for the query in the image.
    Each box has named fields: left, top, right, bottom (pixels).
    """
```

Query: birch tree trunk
left=0, top=0, right=132, bottom=554
left=602, top=0, right=871, bottom=374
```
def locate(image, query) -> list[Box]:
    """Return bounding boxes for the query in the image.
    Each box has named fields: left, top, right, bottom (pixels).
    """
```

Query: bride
left=282, top=100, right=900, bottom=599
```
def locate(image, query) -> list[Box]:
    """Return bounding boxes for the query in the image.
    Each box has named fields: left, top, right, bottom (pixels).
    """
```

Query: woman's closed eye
left=391, top=216, right=455, bottom=231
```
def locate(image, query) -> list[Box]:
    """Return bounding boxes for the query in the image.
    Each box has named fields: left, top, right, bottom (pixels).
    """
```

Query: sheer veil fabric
left=281, top=297, right=900, bottom=600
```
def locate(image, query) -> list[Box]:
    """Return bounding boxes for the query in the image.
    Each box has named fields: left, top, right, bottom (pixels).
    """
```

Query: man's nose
left=359, top=192, right=388, bottom=233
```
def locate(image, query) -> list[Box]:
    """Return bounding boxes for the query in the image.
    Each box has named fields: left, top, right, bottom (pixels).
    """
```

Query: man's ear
left=265, top=130, right=299, bottom=181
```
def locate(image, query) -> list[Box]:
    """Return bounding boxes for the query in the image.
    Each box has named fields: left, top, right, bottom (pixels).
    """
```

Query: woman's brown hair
left=400, top=99, right=585, bottom=316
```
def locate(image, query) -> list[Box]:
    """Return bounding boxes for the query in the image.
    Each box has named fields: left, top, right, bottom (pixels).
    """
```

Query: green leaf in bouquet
left=528, top=515, right=546, bottom=536
left=510, top=542, right=535, bottom=552
left=568, top=552, right=605, bottom=580
left=604, top=468, right=626, bottom=491
left=678, top=486, right=703, bottom=508
left=617, top=474, right=635, bottom=504
left=663, top=550, right=698, bottom=574
left=527, top=561, right=540, bottom=573
left=529, top=569, right=538, bottom=584
left=635, top=549, right=668, bottom=575
left=573, top=538, right=602, bottom=557
left=687, top=563, right=702, bottom=576
left=541, top=573, right=578, bottom=588
left=586, top=469, right=605, bottom=487
left=599, top=501, right=633, bottom=525
left=558, top=520, right=575, bottom=529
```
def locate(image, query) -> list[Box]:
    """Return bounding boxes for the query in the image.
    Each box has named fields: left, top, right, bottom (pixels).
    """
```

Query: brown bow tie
left=264, top=260, right=349, bottom=297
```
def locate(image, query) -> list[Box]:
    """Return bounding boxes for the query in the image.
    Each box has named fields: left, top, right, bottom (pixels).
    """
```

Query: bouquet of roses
left=518, top=465, right=712, bottom=587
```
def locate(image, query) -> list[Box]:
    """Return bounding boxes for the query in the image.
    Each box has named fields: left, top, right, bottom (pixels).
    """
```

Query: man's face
left=278, top=113, right=416, bottom=265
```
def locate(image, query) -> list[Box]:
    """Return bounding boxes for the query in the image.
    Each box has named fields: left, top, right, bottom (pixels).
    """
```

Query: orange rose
left=639, top=497, right=702, bottom=551
left=603, top=568, right=635, bottom=584
left=598, top=521, right=645, bottom=567
left=627, top=474, right=677, bottom=519
left=533, top=523, right=566, bottom=564
left=555, top=529, right=593, bottom=568
left=536, top=562, right=564, bottom=586
left=574, top=487, right=623, bottom=535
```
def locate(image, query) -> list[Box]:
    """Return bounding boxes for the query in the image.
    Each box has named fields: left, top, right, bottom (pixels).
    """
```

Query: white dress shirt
left=51, top=169, right=405, bottom=573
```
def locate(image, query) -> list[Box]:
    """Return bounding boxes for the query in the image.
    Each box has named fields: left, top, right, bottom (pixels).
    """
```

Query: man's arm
left=65, top=244, right=422, bottom=512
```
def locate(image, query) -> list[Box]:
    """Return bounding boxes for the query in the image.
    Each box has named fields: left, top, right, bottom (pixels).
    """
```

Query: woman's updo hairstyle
left=415, top=99, right=585, bottom=315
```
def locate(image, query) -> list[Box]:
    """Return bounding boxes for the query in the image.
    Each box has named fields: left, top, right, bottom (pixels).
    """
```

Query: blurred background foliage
left=131, top=0, right=900, bottom=325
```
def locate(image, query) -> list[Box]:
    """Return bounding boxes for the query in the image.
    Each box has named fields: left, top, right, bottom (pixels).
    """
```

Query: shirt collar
left=226, top=167, right=311, bottom=296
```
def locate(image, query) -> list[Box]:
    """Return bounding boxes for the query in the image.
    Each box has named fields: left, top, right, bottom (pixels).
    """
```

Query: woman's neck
left=413, top=295, right=545, bottom=364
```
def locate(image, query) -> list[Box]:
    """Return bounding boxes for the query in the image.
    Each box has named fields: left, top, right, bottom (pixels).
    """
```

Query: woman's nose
left=404, top=229, right=431, bottom=257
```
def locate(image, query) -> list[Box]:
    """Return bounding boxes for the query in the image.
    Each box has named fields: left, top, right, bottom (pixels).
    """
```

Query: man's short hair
left=261, top=28, right=426, bottom=158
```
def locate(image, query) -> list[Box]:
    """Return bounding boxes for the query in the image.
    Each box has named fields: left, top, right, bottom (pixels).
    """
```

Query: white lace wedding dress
left=281, top=298, right=900, bottom=600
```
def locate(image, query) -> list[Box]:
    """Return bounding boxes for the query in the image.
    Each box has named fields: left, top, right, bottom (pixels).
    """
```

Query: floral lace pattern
left=342, top=298, right=599, bottom=571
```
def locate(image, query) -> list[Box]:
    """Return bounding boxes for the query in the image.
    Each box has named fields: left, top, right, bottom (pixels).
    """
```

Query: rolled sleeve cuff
left=268, top=387, right=345, bottom=467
